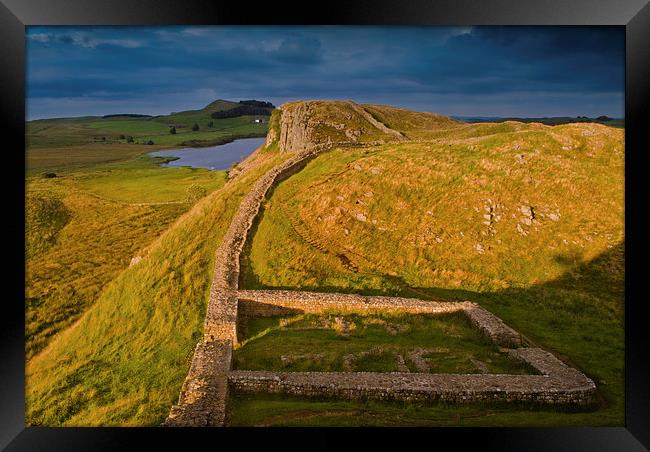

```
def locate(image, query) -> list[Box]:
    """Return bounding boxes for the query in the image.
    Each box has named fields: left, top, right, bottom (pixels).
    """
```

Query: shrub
left=126, top=136, right=134, bottom=143
left=192, top=123, right=200, bottom=132
left=41, top=172, right=57, bottom=179
left=147, top=140, right=154, bottom=145
left=185, top=184, right=207, bottom=204
left=208, top=121, right=214, bottom=128
left=170, top=126, right=176, bottom=135
left=119, top=134, right=126, bottom=140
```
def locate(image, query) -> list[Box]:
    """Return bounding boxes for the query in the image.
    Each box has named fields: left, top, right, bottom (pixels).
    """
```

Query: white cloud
left=28, top=32, right=143, bottom=48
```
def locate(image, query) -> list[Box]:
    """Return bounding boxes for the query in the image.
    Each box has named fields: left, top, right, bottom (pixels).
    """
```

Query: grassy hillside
left=361, top=104, right=462, bottom=139
left=239, top=120, right=624, bottom=425
left=25, top=99, right=624, bottom=427
left=26, top=155, right=227, bottom=358
left=26, top=147, right=290, bottom=426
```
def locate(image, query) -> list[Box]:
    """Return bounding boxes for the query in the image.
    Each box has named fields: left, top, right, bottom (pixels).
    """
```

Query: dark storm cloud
left=26, top=26, right=624, bottom=119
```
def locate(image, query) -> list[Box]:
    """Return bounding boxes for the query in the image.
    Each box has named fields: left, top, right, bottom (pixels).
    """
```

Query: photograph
left=22, top=24, right=630, bottom=429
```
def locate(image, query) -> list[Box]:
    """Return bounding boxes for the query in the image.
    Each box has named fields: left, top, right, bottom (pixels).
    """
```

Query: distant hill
left=454, top=115, right=624, bottom=128
left=27, top=98, right=276, bottom=149
left=102, top=114, right=153, bottom=119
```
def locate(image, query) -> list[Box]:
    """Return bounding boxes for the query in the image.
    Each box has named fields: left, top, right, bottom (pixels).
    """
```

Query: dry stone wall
left=237, top=289, right=522, bottom=347
left=163, top=340, right=232, bottom=426
left=165, top=145, right=324, bottom=426
left=237, top=289, right=471, bottom=315
left=228, top=348, right=596, bottom=407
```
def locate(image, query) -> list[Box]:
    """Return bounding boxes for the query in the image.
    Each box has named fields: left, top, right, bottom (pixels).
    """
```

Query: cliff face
left=267, top=100, right=408, bottom=153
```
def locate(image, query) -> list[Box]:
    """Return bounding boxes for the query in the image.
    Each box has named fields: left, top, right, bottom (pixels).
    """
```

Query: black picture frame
left=2, top=0, right=648, bottom=450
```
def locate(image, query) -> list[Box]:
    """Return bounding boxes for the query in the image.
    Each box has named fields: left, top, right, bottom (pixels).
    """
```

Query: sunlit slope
left=26, top=148, right=291, bottom=426
left=360, top=103, right=462, bottom=139
left=245, top=122, right=623, bottom=295
left=25, top=155, right=227, bottom=358
left=241, top=119, right=624, bottom=424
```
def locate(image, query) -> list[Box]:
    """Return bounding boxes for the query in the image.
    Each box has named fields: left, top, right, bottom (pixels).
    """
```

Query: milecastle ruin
left=163, top=101, right=597, bottom=427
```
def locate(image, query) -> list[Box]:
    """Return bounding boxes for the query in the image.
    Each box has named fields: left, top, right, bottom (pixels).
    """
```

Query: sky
left=26, top=26, right=624, bottom=120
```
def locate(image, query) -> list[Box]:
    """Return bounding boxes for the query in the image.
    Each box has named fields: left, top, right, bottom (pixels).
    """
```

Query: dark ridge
left=102, top=113, right=153, bottom=119
left=211, top=104, right=274, bottom=119
left=239, top=100, right=275, bottom=109
left=453, top=116, right=624, bottom=127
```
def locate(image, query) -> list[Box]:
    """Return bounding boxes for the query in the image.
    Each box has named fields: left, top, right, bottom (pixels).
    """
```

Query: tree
left=192, top=123, right=200, bottom=132
left=208, top=121, right=214, bottom=128
left=170, top=126, right=177, bottom=135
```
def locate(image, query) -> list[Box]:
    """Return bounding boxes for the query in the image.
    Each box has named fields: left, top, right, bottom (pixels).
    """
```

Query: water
left=148, top=137, right=266, bottom=171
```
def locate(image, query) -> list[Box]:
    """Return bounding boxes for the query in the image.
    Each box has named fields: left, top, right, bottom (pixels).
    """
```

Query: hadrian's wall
left=163, top=106, right=380, bottom=425
left=164, top=148, right=325, bottom=426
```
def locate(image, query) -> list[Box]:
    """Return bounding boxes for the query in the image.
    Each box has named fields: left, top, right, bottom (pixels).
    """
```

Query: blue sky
left=26, top=26, right=624, bottom=120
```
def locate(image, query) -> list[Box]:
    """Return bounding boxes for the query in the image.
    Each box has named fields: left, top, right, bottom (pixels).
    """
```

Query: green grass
left=25, top=100, right=624, bottom=427
left=27, top=100, right=269, bottom=154
left=26, top=143, right=157, bottom=172
left=26, top=150, right=291, bottom=426
left=229, top=393, right=614, bottom=427
left=234, top=312, right=533, bottom=374
left=239, top=120, right=624, bottom=426
left=25, top=153, right=228, bottom=358
left=73, top=157, right=227, bottom=204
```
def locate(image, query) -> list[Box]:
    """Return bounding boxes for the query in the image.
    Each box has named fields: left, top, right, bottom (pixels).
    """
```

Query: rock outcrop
left=271, top=100, right=407, bottom=153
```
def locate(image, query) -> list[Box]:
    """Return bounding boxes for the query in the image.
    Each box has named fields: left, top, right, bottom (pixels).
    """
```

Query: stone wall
left=228, top=347, right=596, bottom=407
left=165, top=144, right=325, bottom=426
left=237, top=289, right=522, bottom=347
left=237, top=289, right=470, bottom=315
left=163, top=340, right=232, bottom=426
left=464, top=305, right=523, bottom=347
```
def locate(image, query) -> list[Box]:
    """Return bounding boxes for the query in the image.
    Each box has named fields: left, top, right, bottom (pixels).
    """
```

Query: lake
left=148, top=137, right=266, bottom=171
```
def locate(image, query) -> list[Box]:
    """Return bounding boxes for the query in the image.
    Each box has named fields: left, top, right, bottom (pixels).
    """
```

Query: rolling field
left=26, top=99, right=269, bottom=172
left=26, top=155, right=227, bottom=358
left=25, top=100, right=269, bottom=383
